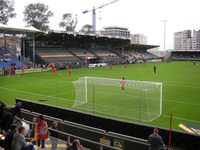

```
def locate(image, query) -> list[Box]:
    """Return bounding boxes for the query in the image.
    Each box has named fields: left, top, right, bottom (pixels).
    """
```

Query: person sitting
left=0, top=124, right=18, bottom=149
left=148, top=128, right=166, bottom=150
left=12, top=126, right=34, bottom=150
left=66, top=139, right=83, bottom=150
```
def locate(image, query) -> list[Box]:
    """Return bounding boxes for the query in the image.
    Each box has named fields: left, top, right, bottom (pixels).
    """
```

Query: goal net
left=73, top=77, right=162, bottom=122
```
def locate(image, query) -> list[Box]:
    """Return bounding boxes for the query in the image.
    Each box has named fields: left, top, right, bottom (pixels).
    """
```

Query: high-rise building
left=174, top=29, right=200, bottom=50
left=174, top=30, right=191, bottom=50
left=192, top=30, right=200, bottom=50
left=131, top=34, right=147, bottom=44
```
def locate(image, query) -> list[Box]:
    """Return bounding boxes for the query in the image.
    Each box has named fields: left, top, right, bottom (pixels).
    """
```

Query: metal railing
left=23, top=119, right=121, bottom=150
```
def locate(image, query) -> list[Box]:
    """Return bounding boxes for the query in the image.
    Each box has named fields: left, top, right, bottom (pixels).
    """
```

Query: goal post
left=73, top=76, right=162, bottom=122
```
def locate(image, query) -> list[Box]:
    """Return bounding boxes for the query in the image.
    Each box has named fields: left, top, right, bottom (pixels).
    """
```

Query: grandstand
left=169, top=50, right=200, bottom=61
left=23, top=31, right=159, bottom=66
left=0, top=47, right=24, bottom=69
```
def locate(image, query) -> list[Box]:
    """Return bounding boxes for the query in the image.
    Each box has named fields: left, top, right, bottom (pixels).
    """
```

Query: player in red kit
left=52, top=66, right=57, bottom=76
left=21, top=66, right=25, bottom=75
left=109, top=63, right=112, bottom=70
left=120, top=77, right=126, bottom=92
left=124, top=63, right=128, bottom=69
left=68, top=67, right=72, bottom=77
left=7, top=67, right=12, bottom=76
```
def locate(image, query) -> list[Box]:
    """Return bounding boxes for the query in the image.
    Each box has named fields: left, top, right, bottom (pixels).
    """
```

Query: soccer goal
left=73, top=77, right=162, bottom=122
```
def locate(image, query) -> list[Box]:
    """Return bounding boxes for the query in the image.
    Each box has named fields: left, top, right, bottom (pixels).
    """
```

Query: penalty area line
left=162, top=114, right=200, bottom=123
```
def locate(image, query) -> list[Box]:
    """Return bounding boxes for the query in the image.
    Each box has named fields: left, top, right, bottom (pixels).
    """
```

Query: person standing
left=153, top=66, right=156, bottom=75
left=50, top=122, right=59, bottom=150
left=109, top=63, right=112, bottom=70
left=29, top=117, right=37, bottom=145
left=36, top=115, right=48, bottom=149
left=120, top=77, right=126, bottom=92
left=67, top=66, right=72, bottom=77
left=148, top=128, right=166, bottom=150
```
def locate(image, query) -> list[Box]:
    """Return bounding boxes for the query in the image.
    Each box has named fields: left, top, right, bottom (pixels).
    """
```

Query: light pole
left=161, top=19, right=167, bottom=57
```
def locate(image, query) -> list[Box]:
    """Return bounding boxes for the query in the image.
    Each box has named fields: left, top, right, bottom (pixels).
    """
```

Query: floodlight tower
left=82, top=0, right=119, bottom=34
left=161, top=19, right=167, bottom=56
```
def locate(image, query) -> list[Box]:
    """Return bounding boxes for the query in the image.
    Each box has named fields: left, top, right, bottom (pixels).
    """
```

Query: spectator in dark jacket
left=148, top=128, right=166, bottom=150
left=66, top=139, right=83, bottom=150
left=2, top=124, right=18, bottom=149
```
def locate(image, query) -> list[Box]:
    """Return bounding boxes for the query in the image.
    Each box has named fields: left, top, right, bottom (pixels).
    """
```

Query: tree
left=23, top=3, right=53, bottom=31
left=0, top=0, right=16, bottom=24
left=79, top=24, right=93, bottom=34
left=59, top=13, right=78, bottom=32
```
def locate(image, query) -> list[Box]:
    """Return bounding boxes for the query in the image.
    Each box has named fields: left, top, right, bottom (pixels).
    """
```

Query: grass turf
left=0, top=61, right=200, bottom=130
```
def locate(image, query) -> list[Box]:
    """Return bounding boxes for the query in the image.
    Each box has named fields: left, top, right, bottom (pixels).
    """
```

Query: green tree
left=0, top=0, right=16, bottom=24
left=23, top=3, right=53, bottom=31
left=59, top=13, right=78, bottom=32
left=79, top=24, right=93, bottom=34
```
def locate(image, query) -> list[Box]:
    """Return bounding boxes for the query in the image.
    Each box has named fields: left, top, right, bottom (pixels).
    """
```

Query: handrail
left=23, top=119, right=121, bottom=150
left=21, top=109, right=148, bottom=145
left=108, top=131, right=148, bottom=145
left=21, top=109, right=106, bottom=135
left=63, top=120, right=106, bottom=135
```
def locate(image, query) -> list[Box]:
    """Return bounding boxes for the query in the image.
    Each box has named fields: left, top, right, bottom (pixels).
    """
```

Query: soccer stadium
left=0, top=0, right=200, bottom=150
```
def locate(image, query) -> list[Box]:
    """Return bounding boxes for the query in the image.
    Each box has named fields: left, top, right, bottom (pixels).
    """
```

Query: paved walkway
left=34, top=138, right=68, bottom=150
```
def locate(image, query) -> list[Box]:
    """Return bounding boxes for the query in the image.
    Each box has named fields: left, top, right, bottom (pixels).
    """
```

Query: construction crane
left=82, top=0, right=119, bottom=34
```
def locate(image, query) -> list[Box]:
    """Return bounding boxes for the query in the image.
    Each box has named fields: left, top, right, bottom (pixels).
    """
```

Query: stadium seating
left=0, top=47, right=24, bottom=69
left=36, top=48, right=81, bottom=63
left=122, top=49, right=158, bottom=63
left=68, top=48, right=95, bottom=58
left=170, top=51, right=200, bottom=61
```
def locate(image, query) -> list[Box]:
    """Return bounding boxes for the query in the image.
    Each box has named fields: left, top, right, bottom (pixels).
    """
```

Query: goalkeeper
left=120, top=77, right=126, bottom=92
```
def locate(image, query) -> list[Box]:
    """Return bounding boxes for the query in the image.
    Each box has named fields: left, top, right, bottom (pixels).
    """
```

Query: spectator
left=12, top=126, right=34, bottom=150
left=29, top=117, right=37, bottom=145
left=50, top=122, right=59, bottom=150
left=36, top=115, right=48, bottom=149
left=10, top=101, right=22, bottom=119
left=0, top=101, right=6, bottom=130
left=148, top=128, right=166, bottom=150
left=66, top=139, right=83, bottom=150
left=0, top=124, right=18, bottom=149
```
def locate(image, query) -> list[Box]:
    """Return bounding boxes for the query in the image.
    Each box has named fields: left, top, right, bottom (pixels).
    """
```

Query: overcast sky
left=8, top=0, right=200, bottom=50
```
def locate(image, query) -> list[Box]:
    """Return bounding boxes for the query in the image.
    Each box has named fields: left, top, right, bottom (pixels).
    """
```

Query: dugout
left=16, top=98, right=200, bottom=149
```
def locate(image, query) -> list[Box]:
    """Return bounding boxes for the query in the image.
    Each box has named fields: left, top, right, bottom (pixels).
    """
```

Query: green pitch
left=0, top=61, right=200, bottom=130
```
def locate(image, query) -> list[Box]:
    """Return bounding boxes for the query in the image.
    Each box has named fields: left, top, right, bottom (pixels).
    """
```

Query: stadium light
left=161, top=19, right=167, bottom=58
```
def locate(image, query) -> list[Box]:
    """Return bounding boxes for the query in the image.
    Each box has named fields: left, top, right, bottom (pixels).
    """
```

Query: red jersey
left=68, top=68, right=72, bottom=76
left=21, top=66, right=25, bottom=74
left=109, top=64, right=112, bottom=70
left=120, top=80, right=126, bottom=87
left=36, top=120, right=48, bottom=140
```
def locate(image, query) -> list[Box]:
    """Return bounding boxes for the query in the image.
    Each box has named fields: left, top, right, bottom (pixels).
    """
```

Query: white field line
left=164, top=83, right=200, bottom=88
left=162, top=80, right=200, bottom=86
left=0, top=79, right=72, bottom=88
left=162, top=114, right=200, bottom=123
left=163, top=100, right=200, bottom=106
left=0, top=86, right=74, bottom=102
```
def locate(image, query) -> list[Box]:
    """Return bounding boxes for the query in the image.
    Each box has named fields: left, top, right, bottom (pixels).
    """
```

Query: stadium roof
left=124, top=43, right=159, bottom=51
left=33, top=31, right=130, bottom=47
left=168, top=49, right=200, bottom=52
left=0, top=24, right=43, bottom=34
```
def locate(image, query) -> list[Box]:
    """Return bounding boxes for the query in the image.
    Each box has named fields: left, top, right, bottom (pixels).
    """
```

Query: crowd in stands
left=0, top=101, right=84, bottom=150
left=170, top=51, right=200, bottom=61
left=122, top=49, right=158, bottom=64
